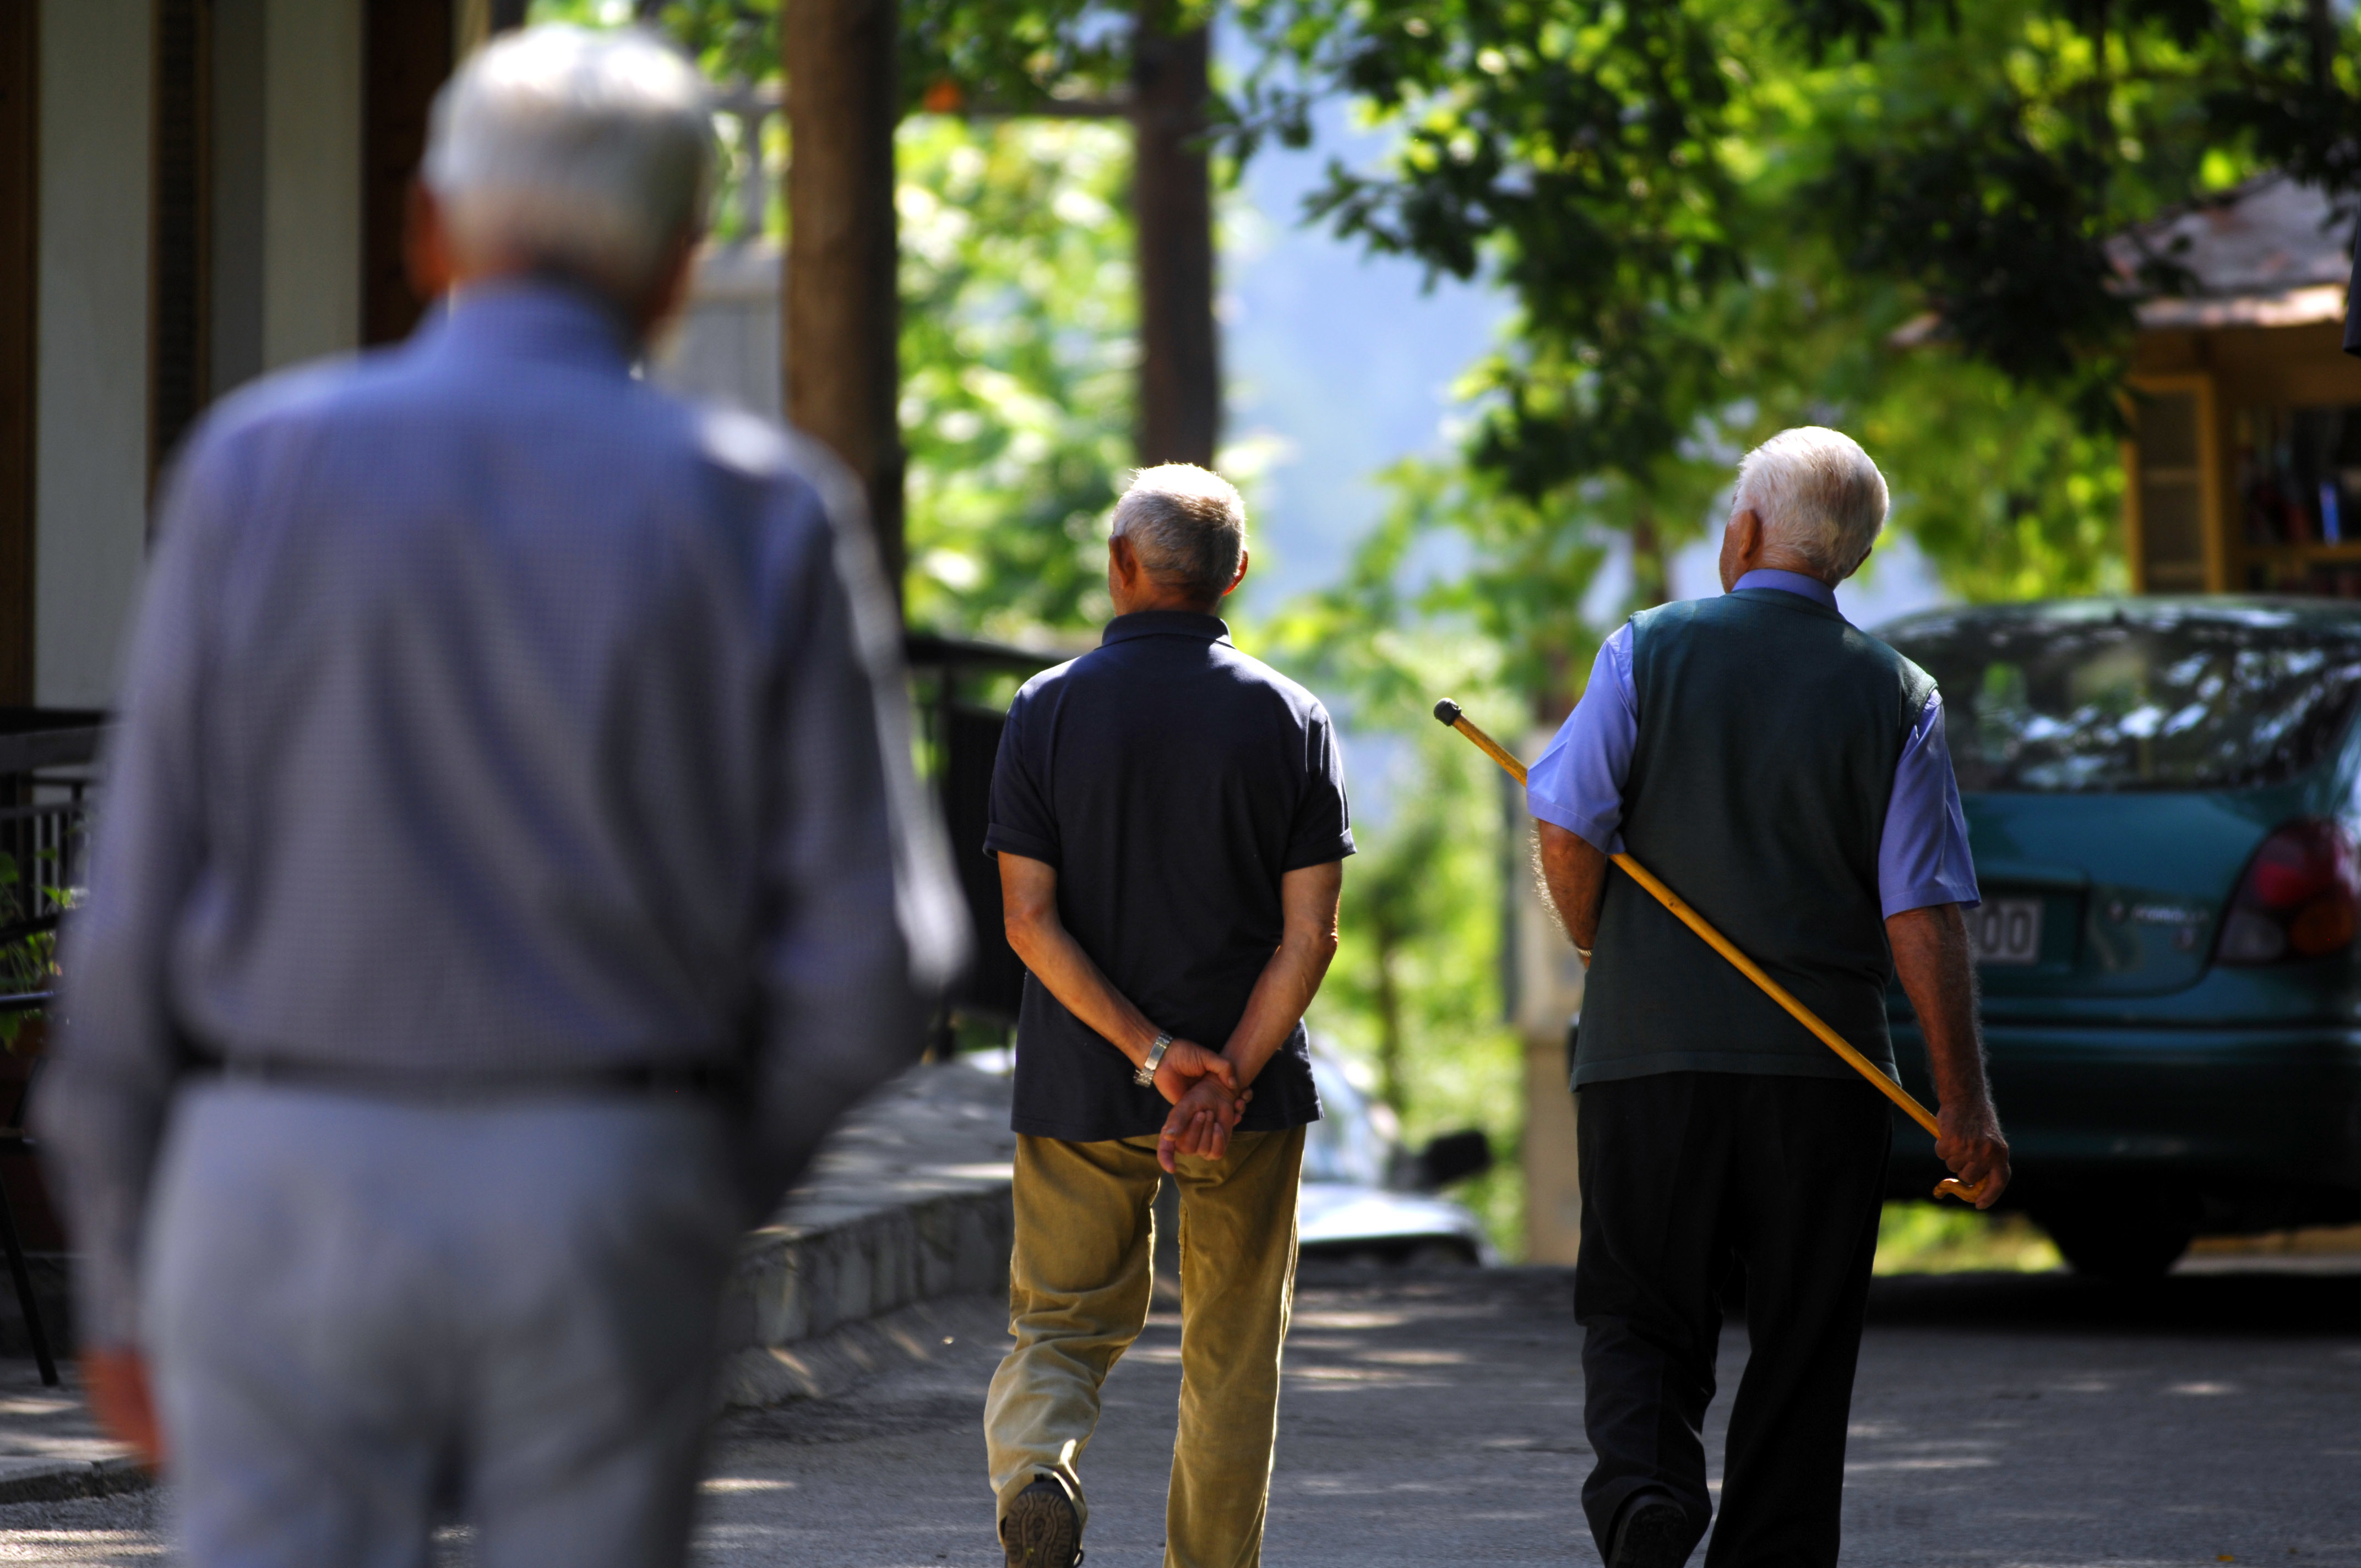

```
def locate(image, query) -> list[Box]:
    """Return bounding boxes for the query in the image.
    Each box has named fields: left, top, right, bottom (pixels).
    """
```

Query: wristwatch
left=1134, top=1032, right=1174, bottom=1087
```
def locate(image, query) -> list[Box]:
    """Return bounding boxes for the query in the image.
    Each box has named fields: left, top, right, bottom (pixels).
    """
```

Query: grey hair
left=1111, top=464, right=1248, bottom=603
left=422, top=25, right=715, bottom=303
left=1732, top=426, right=1889, bottom=576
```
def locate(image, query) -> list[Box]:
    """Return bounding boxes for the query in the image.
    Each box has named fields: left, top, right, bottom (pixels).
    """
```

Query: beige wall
left=34, top=0, right=365, bottom=708
left=1515, top=725, right=1588, bottom=1265
left=35, top=0, right=154, bottom=709
left=260, top=0, right=363, bottom=373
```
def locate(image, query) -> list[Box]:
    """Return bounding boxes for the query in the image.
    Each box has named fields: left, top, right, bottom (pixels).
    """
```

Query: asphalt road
left=3, top=1263, right=2355, bottom=1566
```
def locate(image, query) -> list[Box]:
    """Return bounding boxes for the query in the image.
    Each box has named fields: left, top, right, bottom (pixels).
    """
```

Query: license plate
left=1967, top=897, right=2044, bottom=966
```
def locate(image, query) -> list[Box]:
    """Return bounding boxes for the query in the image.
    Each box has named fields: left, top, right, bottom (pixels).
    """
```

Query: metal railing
left=0, top=711, right=105, bottom=1012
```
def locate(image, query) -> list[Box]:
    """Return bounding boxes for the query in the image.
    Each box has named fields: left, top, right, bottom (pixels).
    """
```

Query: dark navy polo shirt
left=984, top=610, right=1354, bottom=1142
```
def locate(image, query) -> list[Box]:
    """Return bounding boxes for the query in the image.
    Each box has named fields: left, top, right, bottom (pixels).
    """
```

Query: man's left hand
left=1157, top=1076, right=1250, bottom=1172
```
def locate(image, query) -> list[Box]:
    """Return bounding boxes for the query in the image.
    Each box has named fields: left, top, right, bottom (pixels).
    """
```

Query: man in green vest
left=1526, top=427, right=2011, bottom=1568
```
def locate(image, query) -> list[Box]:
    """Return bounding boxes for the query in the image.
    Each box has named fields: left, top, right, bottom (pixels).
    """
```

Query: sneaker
left=1607, top=1494, right=1692, bottom=1568
left=1002, top=1477, right=1082, bottom=1568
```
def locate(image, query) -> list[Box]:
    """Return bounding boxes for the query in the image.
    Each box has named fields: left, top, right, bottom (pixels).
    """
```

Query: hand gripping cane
left=1434, top=699, right=1989, bottom=1206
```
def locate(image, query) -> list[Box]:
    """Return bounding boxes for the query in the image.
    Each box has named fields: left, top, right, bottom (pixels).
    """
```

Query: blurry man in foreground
left=36, top=26, right=963, bottom=1567
left=982, top=466, right=1351, bottom=1568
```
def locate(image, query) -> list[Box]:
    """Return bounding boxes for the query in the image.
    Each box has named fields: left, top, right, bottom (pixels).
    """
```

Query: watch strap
left=1133, top=1031, right=1174, bottom=1086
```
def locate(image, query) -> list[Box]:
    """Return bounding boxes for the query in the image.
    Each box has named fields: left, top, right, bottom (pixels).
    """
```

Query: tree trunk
left=786, top=0, right=906, bottom=597
left=362, top=0, right=454, bottom=349
left=1131, top=3, right=1217, bottom=469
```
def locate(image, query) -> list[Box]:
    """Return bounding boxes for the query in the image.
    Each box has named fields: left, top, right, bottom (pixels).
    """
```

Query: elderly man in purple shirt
left=35, top=27, right=962, bottom=1568
left=1527, top=427, right=2010, bottom=1568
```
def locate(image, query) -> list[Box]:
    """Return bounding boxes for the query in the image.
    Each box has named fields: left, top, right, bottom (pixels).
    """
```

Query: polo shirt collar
left=1733, top=568, right=1841, bottom=612
left=1102, top=610, right=1233, bottom=647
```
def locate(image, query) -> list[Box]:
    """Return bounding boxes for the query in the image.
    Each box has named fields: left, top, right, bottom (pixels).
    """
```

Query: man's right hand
left=83, top=1347, right=163, bottom=1471
left=1151, top=1039, right=1237, bottom=1105
left=1157, top=1076, right=1251, bottom=1171
left=1934, top=1100, right=2011, bottom=1209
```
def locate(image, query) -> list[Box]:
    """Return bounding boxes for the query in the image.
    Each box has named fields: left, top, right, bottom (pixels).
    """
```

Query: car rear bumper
left=1295, top=1182, right=1498, bottom=1265
left=1885, top=1019, right=2361, bottom=1212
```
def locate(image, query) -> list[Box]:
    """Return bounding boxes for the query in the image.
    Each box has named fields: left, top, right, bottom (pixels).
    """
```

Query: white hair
left=422, top=25, right=714, bottom=303
left=1111, top=464, right=1248, bottom=603
left=1733, top=426, right=1889, bottom=576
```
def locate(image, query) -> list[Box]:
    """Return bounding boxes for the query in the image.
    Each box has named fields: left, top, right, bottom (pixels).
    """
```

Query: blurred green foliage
left=531, top=0, right=1140, bottom=642
left=1267, top=712, right=1526, bottom=1254
left=1258, top=537, right=1532, bottom=1256
left=1874, top=1201, right=2062, bottom=1274
left=900, top=118, right=1137, bottom=639
left=0, top=853, right=59, bottom=1049
left=1225, top=0, right=2356, bottom=705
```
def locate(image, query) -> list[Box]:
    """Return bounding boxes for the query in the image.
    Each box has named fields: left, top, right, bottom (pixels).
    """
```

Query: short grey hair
left=422, top=25, right=715, bottom=303
left=1111, top=464, right=1248, bottom=604
left=1733, top=426, right=1889, bottom=576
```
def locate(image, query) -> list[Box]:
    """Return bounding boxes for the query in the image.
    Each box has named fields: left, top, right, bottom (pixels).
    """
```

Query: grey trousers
left=144, top=1080, right=746, bottom=1568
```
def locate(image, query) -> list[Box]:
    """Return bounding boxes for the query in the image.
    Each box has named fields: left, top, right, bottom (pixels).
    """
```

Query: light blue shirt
left=1526, top=568, right=1979, bottom=918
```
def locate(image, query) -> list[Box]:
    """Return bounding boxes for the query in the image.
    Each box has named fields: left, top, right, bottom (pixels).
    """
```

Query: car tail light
left=2216, top=819, right=2360, bottom=965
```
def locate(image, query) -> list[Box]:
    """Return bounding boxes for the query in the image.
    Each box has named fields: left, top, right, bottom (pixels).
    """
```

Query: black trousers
left=1575, top=1071, right=1890, bottom=1568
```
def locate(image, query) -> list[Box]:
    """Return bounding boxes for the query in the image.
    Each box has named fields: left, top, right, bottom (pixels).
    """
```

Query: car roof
left=1877, top=596, right=2361, bottom=641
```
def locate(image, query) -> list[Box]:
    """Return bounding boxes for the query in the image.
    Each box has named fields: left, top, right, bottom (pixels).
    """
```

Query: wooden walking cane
left=1432, top=699, right=1989, bottom=1206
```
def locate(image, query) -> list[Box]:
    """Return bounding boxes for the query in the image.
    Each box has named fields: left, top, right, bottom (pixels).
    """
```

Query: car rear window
left=1885, top=609, right=2361, bottom=793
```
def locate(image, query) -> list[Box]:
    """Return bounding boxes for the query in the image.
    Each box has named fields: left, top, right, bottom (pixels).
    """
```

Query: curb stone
left=718, top=1061, right=1018, bottom=1408
left=0, top=1455, right=151, bottom=1505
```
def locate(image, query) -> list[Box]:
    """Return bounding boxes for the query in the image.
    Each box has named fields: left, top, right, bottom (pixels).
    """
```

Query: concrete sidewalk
left=0, top=1362, right=147, bottom=1507
left=720, top=1059, right=1018, bottom=1406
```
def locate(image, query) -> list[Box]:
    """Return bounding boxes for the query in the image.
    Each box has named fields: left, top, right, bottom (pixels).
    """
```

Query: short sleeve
left=1876, top=689, right=1981, bottom=917
left=983, top=691, right=1060, bottom=866
left=1525, top=625, right=1638, bottom=854
left=1284, top=706, right=1356, bottom=870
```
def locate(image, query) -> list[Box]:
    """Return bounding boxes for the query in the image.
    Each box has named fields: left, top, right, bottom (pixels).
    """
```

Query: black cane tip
left=1432, top=699, right=1463, bottom=727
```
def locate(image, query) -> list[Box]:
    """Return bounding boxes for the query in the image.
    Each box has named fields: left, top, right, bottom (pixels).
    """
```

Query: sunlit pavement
left=4, top=1262, right=2357, bottom=1566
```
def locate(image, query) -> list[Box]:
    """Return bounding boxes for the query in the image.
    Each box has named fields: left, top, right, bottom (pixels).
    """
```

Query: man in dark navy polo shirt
left=981, top=464, right=1352, bottom=1568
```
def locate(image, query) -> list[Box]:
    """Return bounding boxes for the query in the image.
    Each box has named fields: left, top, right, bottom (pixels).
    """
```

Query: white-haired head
left=422, top=25, right=714, bottom=306
left=1111, top=464, right=1249, bottom=606
left=1733, top=427, right=1889, bottom=577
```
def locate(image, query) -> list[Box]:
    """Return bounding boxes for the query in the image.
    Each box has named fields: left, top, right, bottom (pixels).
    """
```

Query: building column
left=0, top=0, right=35, bottom=704
left=34, top=0, right=153, bottom=710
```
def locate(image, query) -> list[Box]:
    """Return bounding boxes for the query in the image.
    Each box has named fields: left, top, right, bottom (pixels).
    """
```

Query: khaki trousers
left=985, top=1126, right=1305, bottom=1568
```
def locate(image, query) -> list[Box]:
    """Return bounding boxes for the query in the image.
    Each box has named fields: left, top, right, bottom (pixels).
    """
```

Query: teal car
left=1875, top=599, right=2361, bottom=1278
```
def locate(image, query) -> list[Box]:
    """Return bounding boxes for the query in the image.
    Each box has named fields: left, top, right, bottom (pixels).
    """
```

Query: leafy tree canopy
left=1218, top=0, right=2358, bottom=712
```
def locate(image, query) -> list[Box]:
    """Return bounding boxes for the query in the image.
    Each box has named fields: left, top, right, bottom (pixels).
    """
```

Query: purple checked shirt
left=1526, top=569, right=1979, bottom=918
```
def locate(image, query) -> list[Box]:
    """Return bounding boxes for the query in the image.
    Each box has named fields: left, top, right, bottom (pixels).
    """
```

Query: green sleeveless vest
left=1574, top=587, right=1935, bottom=1087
